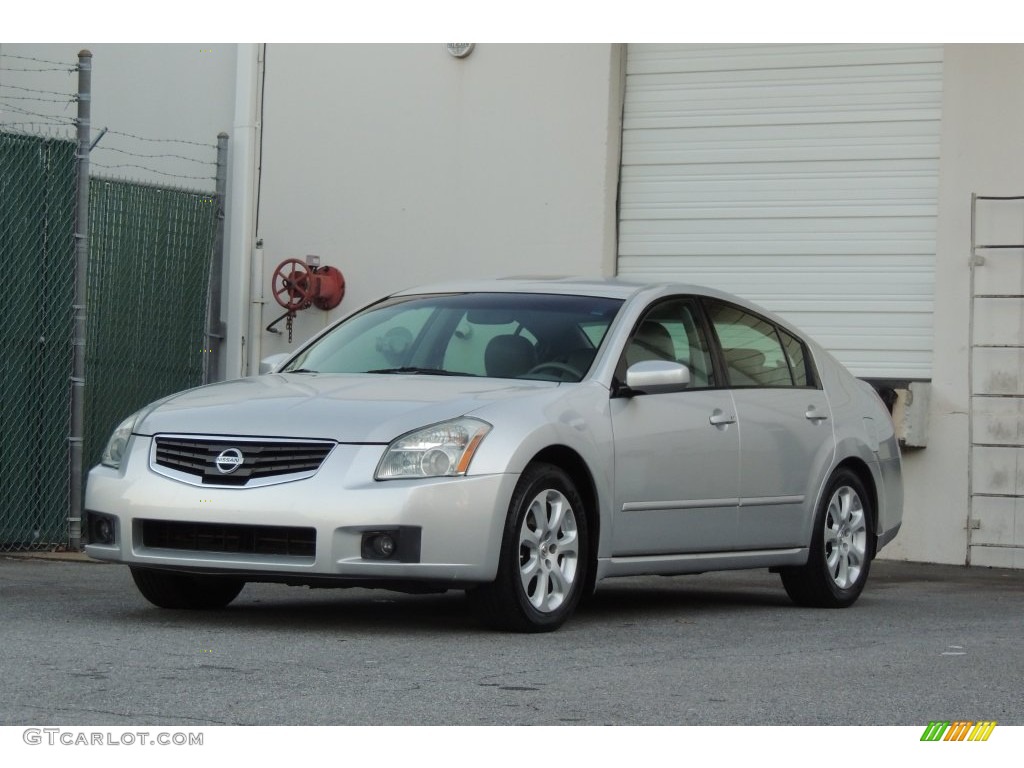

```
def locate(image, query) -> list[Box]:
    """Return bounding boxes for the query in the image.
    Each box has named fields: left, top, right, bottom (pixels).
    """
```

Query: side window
left=706, top=301, right=794, bottom=388
left=778, top=328, right=812, bottom=387
left=621, top=299, right=716, bottom=388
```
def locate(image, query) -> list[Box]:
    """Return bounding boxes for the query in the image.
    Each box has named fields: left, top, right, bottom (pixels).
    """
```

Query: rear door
left=703, top=299, right=835, bottom=549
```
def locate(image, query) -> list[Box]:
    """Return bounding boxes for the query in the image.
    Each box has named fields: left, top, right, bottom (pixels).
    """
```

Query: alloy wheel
left=823, top=485, right=867, bottom=589
left=518, top=488, right=579, bottom=613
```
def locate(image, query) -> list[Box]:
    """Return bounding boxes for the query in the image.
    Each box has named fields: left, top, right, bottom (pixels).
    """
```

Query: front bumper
left=84, top=435, right=516, bottom=585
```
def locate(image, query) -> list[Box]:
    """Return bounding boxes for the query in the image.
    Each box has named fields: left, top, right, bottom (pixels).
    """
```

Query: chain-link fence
left=2, top=50, right=224, bottom=552
left=84, top=178, right=217, bottom=476
left=0, top=131, right=77, bottom=550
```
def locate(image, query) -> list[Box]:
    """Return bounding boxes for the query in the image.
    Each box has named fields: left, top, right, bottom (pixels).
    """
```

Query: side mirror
left=624, top=360, right=691, bottom=395
left=258, top=353, right=292, bottom=375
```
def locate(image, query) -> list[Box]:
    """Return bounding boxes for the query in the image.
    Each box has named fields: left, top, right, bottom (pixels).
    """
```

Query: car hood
left=135, top=373, right=558, bottom=443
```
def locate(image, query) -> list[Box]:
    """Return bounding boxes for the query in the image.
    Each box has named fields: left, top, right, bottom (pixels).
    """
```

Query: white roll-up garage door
left=617, top=44, right=944, bottom=379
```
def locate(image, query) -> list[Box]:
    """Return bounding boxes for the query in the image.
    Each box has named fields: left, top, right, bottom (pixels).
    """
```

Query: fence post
left=69, top=49, right=92, bottom=550
left=205, top=132, right=228, bottom=384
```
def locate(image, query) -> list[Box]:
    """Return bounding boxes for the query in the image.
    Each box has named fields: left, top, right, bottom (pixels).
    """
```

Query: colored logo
left=920, top=721, right=997, bottom=741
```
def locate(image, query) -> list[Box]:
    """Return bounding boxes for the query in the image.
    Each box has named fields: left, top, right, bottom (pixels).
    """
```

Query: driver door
left=610, top=298, right=740, bottom=555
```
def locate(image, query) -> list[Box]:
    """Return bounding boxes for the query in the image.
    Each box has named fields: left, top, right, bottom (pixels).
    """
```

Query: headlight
left=101, top=412, right=140, bottom=469
left=376, top=418, right=491, bottom=480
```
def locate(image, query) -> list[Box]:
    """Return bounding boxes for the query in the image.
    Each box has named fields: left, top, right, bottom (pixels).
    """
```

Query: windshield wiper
left=283, top=368, right=318, bottom=374
left=365, top=367, right=476, bottom=377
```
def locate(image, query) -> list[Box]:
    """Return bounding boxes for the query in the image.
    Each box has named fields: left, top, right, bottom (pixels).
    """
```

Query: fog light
left=362, top=532, right=399, bottom=560
left=360, top=527, right=421, bottom=563
left=372, top=534, right=396, bottom=558
left=88, top=513, right=116, bottom=545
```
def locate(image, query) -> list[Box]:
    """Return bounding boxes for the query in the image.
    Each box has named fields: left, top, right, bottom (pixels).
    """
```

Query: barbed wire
left=0, top=121, right=76, bottom=135
left=0, top=53, right=78, bottom=69
left=0, top=83, right=76, bottom=99
left=94, top=144, right=213, bottom=166
left=100, top=128, right=216, bottom=149
left=2, top=51, right=217, bottom=187
left=89, top=161, right=216, bottom=182
left=2, top=117, right=214, bottom=173
left=0, top=100, right=76, bottom=122
left=0, top=93, right=76, bottom=105
left=0, top=65, right=75, bottom=73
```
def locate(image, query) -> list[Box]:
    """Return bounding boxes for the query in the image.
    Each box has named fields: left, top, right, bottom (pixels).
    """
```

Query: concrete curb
left=1, top=551, right=97, bottom=563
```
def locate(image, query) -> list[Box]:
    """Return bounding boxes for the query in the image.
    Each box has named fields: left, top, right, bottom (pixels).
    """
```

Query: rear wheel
left=469, top=463, right=589, bottom=632
left=780, top=468, right=873, bottom=608
left=130, top=567, right=244, bottom=609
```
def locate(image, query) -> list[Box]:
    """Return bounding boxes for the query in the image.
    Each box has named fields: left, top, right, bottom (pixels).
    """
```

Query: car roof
left=390, top=276, right=730, bottom=302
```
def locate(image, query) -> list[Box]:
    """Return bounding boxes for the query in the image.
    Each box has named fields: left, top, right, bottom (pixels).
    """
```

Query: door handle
left=805, top=408, right=829, bottom=423
left=709, top=411, right=736, bottom=427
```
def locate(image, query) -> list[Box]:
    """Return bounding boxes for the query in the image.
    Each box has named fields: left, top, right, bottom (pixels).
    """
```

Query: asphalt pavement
left=1, top=554, right=1021, bottom=725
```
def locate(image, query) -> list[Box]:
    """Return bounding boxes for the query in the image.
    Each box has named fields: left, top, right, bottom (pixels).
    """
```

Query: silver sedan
left=85, top=279, right=902, bottom=632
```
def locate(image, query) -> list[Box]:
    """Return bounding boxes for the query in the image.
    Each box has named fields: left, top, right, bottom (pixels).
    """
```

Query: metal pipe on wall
left=224, top=43, right=264, bottom=380
left=205, top=132, right=229, bottom=384
left=247, top=238, right=265, bottom=376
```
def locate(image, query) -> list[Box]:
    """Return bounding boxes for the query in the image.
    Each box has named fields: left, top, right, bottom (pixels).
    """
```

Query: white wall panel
left=970, top=496, right=1023, bottom=547
left=972, top=445, right=1024, bottom=496
left=256, top=44, right=622, bottom=354
left=974, top=297, right=1024, bottom=348
left=973, top=347, right=1024, bottom=396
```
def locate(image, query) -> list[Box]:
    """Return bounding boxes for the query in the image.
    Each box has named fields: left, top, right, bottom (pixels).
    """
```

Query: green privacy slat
left=1, top=131, right=216, bottom=551
left=83, top=178, right=216, bottom=490
left=0, top=132, right=76, bottom=549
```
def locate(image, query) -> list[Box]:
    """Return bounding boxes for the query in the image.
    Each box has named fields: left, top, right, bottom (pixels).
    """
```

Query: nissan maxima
left=85, top=278, right=903, bottom=632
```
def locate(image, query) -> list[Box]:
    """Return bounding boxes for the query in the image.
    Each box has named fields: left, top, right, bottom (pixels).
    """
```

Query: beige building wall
left=253, top=44, right=624, bottom=356
left=883, top=45, right=1024, bottom=566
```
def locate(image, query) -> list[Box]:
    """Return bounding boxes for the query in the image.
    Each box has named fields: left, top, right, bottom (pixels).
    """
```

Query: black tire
left=130, top=567, right=244, bottom=610
left=780, top=468, right=874, bottom=608
left=469, top=463, right=589, bottom=632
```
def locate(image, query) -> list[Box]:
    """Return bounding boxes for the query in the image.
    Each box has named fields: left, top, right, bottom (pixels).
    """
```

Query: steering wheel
left=526, top=362, right=582, bottom=380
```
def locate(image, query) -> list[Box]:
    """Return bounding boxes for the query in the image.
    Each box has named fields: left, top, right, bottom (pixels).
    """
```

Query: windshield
left=281, top=292, right=624, bottom=382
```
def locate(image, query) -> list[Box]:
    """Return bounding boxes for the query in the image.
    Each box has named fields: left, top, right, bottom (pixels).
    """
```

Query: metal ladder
left=968, top=194, right=1024, bottom=565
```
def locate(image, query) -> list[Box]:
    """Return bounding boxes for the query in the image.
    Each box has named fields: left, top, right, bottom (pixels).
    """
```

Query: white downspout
left=247, top=238, right=266, bottom=376
left=224, top=43, right=264, bottom=379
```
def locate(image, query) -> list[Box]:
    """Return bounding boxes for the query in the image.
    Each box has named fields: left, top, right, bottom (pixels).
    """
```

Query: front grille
left=141, top=520, right=316, bottom=557
left=153, top=436, right=334, bottom=486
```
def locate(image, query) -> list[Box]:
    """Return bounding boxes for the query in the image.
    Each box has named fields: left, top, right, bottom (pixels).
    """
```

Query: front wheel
left=780, top=468, right=873, bottom=608
left=469, top=463, right=589, bottom=632
left=130, top=567, right=244, bottom=609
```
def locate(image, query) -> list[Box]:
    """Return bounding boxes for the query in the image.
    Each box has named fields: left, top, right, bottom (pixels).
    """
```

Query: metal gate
left=0, top=132, right=77, bottom=550
left=968, top=194, right=1024, bottom=568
